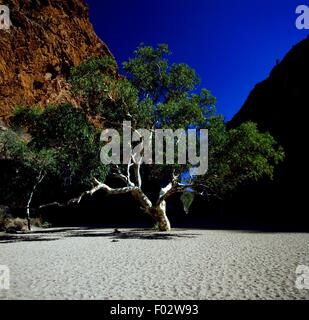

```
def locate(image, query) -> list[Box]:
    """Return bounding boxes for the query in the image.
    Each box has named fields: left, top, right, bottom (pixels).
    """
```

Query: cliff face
left=230, top=37, right=309, bottom=152
left=228, top=37, right=309, bottom=228
left=0, top=0, right=114, bottom=120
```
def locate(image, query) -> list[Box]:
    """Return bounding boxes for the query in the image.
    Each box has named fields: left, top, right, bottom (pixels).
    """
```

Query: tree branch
left=39, top=178, right=139, bottom=210
left=26, top=171, right=45, bottom=230
left=157, top=182, right=194, bottom=205
left=111, top=164, right=134, bottom=187
left=156, top=172, right=209, bottom=205
left=127, top=155, right=134, bottom=186
left=132, top=153, right=142, bottom=188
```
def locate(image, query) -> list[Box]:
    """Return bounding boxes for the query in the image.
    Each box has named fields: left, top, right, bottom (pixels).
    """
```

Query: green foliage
left=122, top=44, right=218, bottom=182
left=0, top=104, right=109, bottom=207
left=0, top=129, right=28, bottom=161
left=123, top=44, right=216, bottom=130
left=70, top=56, right=153, bottom=130
left=197, top=121, right=285, bottom=196
left=68, top=47, right=219, bottom=185
left=70, top=45, right=217, bottom=133
left=0, top=127, right=57, bottom=189
left=123, top=44, right=171, bottom=103
left=70, top=56, right=141, bottom=126
left=12, top=104, right=109, bottom=190
left=1, top=44, right=285, bottom=213
left=180, top=191, right=195, bottom=214
left=69, top=44, right=284, bottom=195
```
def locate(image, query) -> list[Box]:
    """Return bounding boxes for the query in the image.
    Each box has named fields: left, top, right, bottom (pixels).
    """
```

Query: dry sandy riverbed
left=0, top=228, right=309, bottom=300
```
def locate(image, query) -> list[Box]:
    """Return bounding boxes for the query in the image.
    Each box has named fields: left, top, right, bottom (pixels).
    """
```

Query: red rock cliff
left=0, top=0, right=114, bottom=120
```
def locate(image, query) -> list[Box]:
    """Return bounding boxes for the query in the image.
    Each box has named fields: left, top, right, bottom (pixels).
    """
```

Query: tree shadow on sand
left=0, top=228, right=198, bottom=243
left=0, top=235, right=61, bottom=243
left=69, top=229, right=198, bottom=240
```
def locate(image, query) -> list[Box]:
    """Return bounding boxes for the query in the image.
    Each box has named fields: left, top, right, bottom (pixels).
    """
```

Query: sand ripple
left=0, top=228, right=309, bottom=300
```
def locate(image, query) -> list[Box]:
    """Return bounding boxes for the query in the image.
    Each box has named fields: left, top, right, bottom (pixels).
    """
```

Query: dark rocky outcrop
left=230, top=37, right=309, bottom=153
left=227, top=37, right=309, bottom=229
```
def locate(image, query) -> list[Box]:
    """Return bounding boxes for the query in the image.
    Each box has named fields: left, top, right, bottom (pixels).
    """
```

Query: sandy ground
left=0, top=228, right=309, bottom=300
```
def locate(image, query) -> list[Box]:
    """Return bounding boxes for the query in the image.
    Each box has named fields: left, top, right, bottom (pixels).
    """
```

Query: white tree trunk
left=148, top=201, right=171, bottom=231
left=72, top=177, right=173, bottom=231
left=26, top=172, right=44, bottom=231
left=39, top=152, right=196, bottom=231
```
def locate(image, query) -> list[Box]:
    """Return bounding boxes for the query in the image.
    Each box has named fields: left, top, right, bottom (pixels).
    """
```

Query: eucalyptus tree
left=1, top=45, right=284, bottom=232
left=67, top=45, right=284, bottom=231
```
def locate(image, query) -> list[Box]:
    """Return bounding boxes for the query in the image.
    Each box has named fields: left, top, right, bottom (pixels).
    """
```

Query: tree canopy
left=0, top=44, right=285, bottom=231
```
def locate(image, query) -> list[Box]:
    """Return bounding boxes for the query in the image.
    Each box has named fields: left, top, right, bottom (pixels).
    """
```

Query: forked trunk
left=132, top=189, right=171, bottom=231
left=150, top=201, right=171, bottom=232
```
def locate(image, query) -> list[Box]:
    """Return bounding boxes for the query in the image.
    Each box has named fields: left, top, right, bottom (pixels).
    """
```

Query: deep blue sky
left=86, top=0, right=308, bottom=121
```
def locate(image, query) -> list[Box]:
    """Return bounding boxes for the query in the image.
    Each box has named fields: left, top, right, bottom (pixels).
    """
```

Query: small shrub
left=5, top=218, right=27, bottom=231
left=31, top=217, right=43, bottom=227
left=41, top=221, right=52, bottom=228
left=14, top=218, right=27, bottom=231
left=31, top=217, right=52, bottom=228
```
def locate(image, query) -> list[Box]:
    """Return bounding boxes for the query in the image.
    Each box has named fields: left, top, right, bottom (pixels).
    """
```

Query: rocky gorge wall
left=0, top=0, right=114, bottom=122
